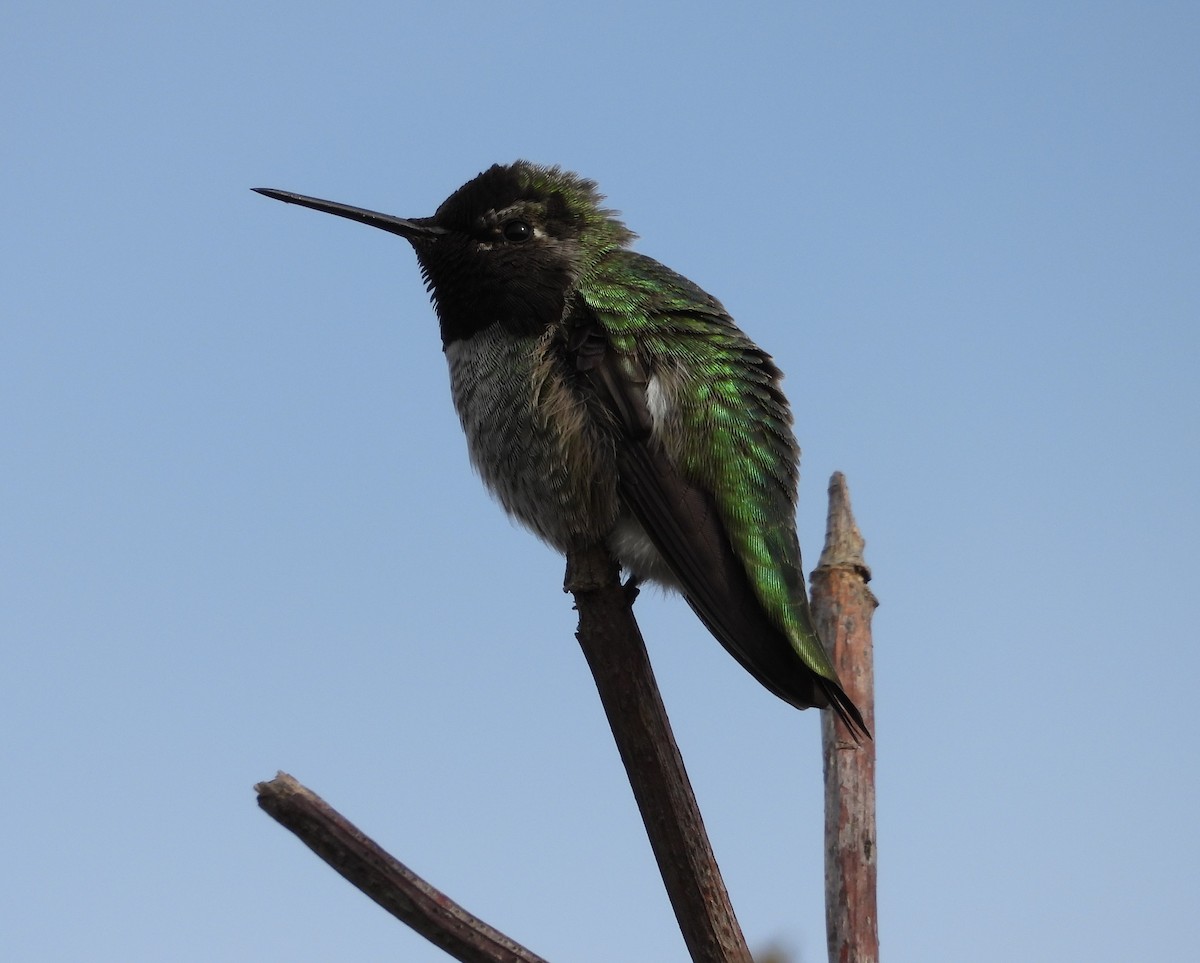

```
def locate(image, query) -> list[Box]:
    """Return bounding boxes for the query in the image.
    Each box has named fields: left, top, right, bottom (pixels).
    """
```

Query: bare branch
left=811, top=473, right=879, bottom=963
left=255, top=773, right=550, bottom=963
left=565, top=543, right=753, bottom=963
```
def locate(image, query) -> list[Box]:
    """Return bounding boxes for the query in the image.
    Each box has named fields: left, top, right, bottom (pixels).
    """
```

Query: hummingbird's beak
left=252, top=188, right=446, bottom=241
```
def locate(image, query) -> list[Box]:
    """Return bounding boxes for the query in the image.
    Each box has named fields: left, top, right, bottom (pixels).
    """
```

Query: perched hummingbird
left=254, top=162, right=867, bottom=738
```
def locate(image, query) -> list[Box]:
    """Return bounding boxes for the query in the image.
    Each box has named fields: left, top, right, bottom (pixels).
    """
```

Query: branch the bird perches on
left=256, top=472, right=878, bottom=963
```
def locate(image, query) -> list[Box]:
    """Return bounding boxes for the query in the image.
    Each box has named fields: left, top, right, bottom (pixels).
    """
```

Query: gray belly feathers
left=444, top=324, right=675, bottom=586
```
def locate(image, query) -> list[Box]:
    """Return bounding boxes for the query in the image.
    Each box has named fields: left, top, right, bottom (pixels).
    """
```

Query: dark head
left=254, top=161, right=635, bottom=344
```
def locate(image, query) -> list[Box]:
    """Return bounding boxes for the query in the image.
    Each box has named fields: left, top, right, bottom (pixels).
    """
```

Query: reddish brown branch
left=565, top=543, right=753, bottom=963
left=255, top=773, right=550, bottom=963
left=811, top=472, right=879, bottom=963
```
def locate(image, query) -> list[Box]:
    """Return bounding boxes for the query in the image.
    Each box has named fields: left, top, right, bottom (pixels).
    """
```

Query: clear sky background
left=3, top=3, right=1196, bottom=961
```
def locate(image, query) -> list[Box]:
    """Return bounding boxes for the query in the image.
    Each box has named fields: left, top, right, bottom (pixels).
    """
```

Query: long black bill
left=252, top=188, right=446, bottom=241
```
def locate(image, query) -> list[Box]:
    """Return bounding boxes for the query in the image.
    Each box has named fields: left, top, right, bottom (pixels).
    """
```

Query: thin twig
left=811, top=472, right=880, bottom=963
left=565, top=543, right=753, bottom=963
left=255, top=773, right=550, bottom=963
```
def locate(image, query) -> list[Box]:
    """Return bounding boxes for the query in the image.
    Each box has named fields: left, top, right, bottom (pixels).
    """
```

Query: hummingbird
left=254, top=162, right=867, bottom=739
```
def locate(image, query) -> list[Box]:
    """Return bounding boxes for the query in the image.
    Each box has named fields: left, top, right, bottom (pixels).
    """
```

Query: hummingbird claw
left=623, top=574, right=643, bottom=606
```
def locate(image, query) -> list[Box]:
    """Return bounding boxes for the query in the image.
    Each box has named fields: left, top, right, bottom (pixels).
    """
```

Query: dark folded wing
left=570, top=311, right=867, bottom=738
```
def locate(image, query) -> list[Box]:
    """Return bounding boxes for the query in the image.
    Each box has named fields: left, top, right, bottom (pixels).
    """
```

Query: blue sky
left=3, top=3, right=1197, bottom=961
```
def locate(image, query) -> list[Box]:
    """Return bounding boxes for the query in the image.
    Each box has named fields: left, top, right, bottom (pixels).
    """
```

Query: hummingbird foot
left=622, top=574, right=643, bottom=606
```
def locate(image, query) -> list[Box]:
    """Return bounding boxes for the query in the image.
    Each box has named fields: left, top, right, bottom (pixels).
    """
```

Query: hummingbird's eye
left=502, top=219, right=532, bottom=242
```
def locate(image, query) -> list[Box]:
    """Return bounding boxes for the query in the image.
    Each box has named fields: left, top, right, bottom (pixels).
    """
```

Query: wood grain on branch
left=811, top=472, right=879, bottom=963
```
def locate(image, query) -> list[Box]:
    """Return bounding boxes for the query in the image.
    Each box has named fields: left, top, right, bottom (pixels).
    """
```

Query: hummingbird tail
left=817, top=677, right=871, bottom=743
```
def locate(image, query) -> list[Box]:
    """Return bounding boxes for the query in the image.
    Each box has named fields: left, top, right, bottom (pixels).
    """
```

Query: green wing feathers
left=580, top=251, right=867, bottom=737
